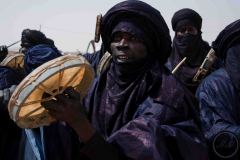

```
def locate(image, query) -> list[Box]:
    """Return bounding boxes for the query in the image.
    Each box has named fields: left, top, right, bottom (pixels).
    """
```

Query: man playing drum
left=42, top=1, right=209, bottom=159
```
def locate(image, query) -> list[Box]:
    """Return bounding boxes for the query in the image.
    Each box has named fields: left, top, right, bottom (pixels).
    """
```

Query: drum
left=8, top=54, right=94, bottom=128
left=0, top=51, right=24, bottom=70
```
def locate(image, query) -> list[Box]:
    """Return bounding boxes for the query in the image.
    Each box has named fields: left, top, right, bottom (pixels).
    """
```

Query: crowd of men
left=0, top=0, right=240, bottom=159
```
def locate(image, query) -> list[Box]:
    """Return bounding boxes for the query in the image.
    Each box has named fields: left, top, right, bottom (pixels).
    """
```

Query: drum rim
left=0, top=53, right=25, bottom=66
left=8, top=54, right=94, bottom=128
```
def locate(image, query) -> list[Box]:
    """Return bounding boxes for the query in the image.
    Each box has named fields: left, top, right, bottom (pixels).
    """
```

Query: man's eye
left=180, top=28, right=186, bottom=33
left=112, top=35, right=122, bottom=42
left=130, top=36, right=142, bottom=42
left=131, top=36, right=137, bottom=41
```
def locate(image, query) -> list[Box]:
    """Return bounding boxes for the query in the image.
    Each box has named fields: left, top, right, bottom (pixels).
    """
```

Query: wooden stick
left=172, top=57, right=187, bottom=74
left=7, top=40, right=21, bottom=48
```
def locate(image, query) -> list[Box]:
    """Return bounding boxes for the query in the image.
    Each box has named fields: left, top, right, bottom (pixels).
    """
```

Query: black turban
left=171, top=8, right=202, bottom=32
left=212, top=19, right=240, bottom=60
left=21, top=29, right=54, bottom=49
left=100, top=0, right=172, bottom=64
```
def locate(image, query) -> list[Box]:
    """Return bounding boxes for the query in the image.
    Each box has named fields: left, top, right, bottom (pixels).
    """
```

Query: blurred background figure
left=196, top=19, right=240, bottom=160
left=166, top=8, right=211, bottom=94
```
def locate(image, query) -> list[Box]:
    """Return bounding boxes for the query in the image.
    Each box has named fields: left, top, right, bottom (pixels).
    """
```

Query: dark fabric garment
left=196, top=43, right=240, bottom=159
left=196, top=68, right=240, bottom=159
left=100, top=0, right=172, bottom=64
left=81, top=62, right=208, bottom=159
left=0, top=66, right=21, bottom=90
left=171, top=8, right=202, bottom=32
left=17, top=123, right=81, bottom=160
left=166, top=35, right=211, bottom=94
left=225, top=44, right=240, bottom=92
left=21, top=29, right=55, bottom=49
left=42, top=123, right=81, bottom=160
left=212, top=19, right=240, bottom=59
left=172, top=34, right=204, bottom=63
left=0, top=66, right=22, bottom=160
left=24, top=44, right=62, bottom=74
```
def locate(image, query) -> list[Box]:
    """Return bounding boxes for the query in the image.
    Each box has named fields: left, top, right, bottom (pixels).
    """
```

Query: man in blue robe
left=42, top=1, right=209, bottom=159
left=196, top=19, right=240, bottom=159
left=7, top=29, right=80, bottom=160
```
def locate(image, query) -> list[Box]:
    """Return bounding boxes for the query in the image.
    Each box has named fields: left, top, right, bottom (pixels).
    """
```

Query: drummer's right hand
left=42, top=87, right=86, bottom=126
left=41, top=87, right=95, bottom=142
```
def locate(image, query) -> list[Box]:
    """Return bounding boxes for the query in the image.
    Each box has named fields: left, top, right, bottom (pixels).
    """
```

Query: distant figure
left=0, top=66, right=22, bottom=160
left=196, top=19, right=240, bottom=159
left=12, top=29, right=80, bottom=160
left=42, top=1, right=208, bottom=159
left=0, top=45, right=8, bottom=62
left=20, top=29, right=57, bottom=54
left=166, top=8, right=211, bottom=94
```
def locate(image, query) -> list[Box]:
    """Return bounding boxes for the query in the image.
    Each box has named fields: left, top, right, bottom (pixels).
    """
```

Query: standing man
left=43, top=1, right=208, bottom=159
left=166, top=8, right=211, bottom=94
left=196, top=19, right=240, bottom=159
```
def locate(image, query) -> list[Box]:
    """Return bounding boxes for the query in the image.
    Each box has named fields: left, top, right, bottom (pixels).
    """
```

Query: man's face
left=176, top=25, right=198, bottom=37
left=110, top=32, right=148, bottom=64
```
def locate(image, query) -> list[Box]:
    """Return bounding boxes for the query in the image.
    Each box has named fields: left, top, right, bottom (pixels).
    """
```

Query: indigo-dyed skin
left=111, top=32, right=147, bottom=64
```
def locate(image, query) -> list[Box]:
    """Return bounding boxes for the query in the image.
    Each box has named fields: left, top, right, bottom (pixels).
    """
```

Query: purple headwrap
left=100, top=0, right=172, bottom=64
left=0, top=66, right=21, bottom=90
left=212, top=19, right=240, bottom=60
left=171, top=8, right=202, bottom=32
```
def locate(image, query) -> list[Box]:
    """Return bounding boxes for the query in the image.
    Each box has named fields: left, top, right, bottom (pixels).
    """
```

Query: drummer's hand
left=42, top=87, right=85, bottom=125
left=42, top=87, right=95, bottom=142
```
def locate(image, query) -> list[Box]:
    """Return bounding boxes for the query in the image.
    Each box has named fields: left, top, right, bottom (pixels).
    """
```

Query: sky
left=0, top=0, right=239, bottom=53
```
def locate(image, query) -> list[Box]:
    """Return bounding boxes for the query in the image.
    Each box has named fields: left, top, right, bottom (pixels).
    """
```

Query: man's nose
left=119, top=38, right=127, bottom=46
left=184, top=29, right=190, bottom=34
